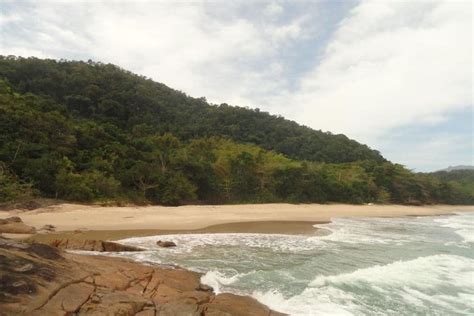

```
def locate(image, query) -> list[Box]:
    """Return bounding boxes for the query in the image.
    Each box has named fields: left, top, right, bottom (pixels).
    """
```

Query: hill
left=0, top=56, right=384, bottom=164
left=438, top=165, right=474, bottom=172
left=0, top=56, right=472, bottom=205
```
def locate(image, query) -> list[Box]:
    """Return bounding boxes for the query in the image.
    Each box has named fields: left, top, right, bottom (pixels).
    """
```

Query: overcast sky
left=1, top=0, right=472, bottom=171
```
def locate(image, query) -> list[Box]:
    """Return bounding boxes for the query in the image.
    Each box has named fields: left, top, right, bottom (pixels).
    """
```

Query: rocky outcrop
left=0, top=216, right=36, bottom=234
left=157, top=240, right=177, bottom=248
left=0, top=239, right=285, bottom=315
left=38, top=224, right=56, bottom=233
left=49, top=239, right=145, bottom=252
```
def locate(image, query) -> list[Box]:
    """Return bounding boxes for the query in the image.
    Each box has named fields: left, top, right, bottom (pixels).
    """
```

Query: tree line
left=0, top=56, right=472, bottom=205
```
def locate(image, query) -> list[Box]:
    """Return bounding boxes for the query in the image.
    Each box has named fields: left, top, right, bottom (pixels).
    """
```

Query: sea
left=109, top=211, right=474, bottom=316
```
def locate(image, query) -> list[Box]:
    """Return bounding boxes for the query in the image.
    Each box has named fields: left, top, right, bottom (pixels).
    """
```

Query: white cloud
left=281, top=0, right=472, bottom=147
left=264, top=3, right=284, bottom=18
left=0, top=0, right=471, bottom=170
left=0, top=1, right=308, bottom=108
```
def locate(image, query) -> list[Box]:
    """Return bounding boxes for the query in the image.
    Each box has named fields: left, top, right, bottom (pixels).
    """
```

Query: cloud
left=0, top=0, right=471, bottom=170
left=376, top=106, right=473, bottom=171
left=0, top=1, right=312, bottom=108
left=281, top=0, right=472, bottom=147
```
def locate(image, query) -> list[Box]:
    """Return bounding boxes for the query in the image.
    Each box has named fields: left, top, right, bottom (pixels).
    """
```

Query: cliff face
left=0, top=238, right=284, bottom=316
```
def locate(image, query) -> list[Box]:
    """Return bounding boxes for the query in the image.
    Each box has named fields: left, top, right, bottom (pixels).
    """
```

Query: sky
left=0, top=0, right=472, bottom=171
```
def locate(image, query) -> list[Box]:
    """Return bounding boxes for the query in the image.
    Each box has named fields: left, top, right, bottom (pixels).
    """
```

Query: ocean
left=112, top=212, right=474, bottom=315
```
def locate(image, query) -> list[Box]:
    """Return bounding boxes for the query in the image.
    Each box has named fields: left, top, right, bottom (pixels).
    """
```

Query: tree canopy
left=0, top=56, right=472, bottom=205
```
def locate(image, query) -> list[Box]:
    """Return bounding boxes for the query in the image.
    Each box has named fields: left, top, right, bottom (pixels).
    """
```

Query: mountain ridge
left=0, top=56, right=384, bottom=164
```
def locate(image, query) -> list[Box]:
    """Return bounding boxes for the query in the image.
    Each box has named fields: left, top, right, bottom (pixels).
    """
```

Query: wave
left=201, top=270, right=244, bottom=294
left=253, top=254, right=474, bottom=316
left=312, top=216, right=435, bottom=245
left=434, top=213, right=474, bottom=243
left=118, top=232, right=327, bottom=254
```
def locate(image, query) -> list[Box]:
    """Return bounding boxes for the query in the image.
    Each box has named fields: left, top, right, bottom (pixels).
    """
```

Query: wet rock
left=102, top=241, right=144, bottom=252
left=196, top=284, right=213, bottom=292
left=157, top=240, right=177, bottom=248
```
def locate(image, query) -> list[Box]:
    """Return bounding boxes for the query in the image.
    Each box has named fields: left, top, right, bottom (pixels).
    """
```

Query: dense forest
left=0, top=56, right=473, bottom=205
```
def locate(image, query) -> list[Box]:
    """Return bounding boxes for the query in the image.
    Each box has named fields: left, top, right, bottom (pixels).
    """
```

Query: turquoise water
left=114, top=212, right=474, bottom=315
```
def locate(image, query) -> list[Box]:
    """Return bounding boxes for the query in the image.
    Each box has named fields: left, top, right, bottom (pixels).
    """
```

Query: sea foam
left=109, top=213, right=474, bottom=316
left=254, top=254, right=474, bottom=316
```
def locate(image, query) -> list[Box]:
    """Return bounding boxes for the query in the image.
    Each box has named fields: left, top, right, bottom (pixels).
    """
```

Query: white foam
left=435, top=213, right=474, bottom=243
left=312, top=216, right=432, bottom=245
left=253, top=287, right=359, bottom=316
left=254, top=254, right=474, bottom=316
left=201, top=270, right=242, bottom=294
left=103, top=214, right=474, bottom=316
left=310, top=254, right=473, bottom=289
left=118, top=233, right=327, bottom=254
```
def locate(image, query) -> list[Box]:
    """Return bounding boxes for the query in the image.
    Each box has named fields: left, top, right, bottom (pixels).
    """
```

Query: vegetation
left=0, top=56, right=472, bottom=205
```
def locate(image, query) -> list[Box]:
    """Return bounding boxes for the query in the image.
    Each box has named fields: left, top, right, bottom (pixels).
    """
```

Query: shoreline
left=2, top=203, right=472, bottom=315
left=28, top=220, right=329, bottom=244
left=1, top=202, right=472, bottom=243
left=1, top=203, right=473, bottom=233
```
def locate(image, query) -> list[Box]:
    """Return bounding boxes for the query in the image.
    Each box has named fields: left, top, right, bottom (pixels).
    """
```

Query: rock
left=157, top=240, right=177, bottom=248
left=38, top=225, right=56, bottom=233
left=49, top=239, right=144, bottom=252
left=0, top=217, right=36, bottom=234
left=13, top=263, right=34, bottom=273
left=196, top=284, right=213, bottom=292
left=0, top=223, right=36, bottom=234
left=159, top=300, right=201, bottom=316
left=102, top=241, right=144, bottom=252
left=40, top=282, right=95, bottom=313
left=202, top=293, right=271, bottom=316
left=0, top=241, right=282, bottom=316
left=29, top=243, right=62, bottom=260
left=5, top=217, right=22, bottom=223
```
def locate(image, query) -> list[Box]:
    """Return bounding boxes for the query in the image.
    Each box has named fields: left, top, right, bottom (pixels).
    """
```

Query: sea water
left=112, top=212, right=474, bottom=315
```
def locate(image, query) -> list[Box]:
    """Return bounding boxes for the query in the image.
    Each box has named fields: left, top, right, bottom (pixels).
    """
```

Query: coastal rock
left=38, top=225, right=56, bottom=233
left=0, top=240, right=282, bottom=316
left=49, top=239, right=144, bottom=252
left=202, top=293, right=270, bottom=316
left=157, top=240, right=177, bottom=248
left=5, top=217, right=22, bottom=223
left=0, top=217, right=36, bottom=234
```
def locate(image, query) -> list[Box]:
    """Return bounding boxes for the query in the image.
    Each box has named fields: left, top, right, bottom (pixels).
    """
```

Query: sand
left=1, top=203, right=473, bottom=234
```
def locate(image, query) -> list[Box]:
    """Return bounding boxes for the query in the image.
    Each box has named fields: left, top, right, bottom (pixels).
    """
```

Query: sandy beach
left=1, top=203, right=473, bottom=236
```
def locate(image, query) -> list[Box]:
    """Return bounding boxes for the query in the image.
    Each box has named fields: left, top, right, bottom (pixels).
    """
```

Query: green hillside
left=0, top=56, right=472, bottom=205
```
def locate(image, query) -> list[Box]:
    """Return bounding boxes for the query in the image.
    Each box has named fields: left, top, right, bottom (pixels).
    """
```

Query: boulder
left=0, top=240, right=283, bottom=316
left=0, top=217, right=36, bottom=234
left=102, top=241, right=144, bottom=252
left=49, top=239, right=144, bottom=252
left=38, top=225, right=56, bottom=233
left=157, top=240, right=177, bottom=248
left=5, top=217, right=22, bottom=223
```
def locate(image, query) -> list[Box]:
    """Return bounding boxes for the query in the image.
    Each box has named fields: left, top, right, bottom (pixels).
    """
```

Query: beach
left=1, top=203, right=473, bottom=236
left=2, top=203, right=473, bottom=315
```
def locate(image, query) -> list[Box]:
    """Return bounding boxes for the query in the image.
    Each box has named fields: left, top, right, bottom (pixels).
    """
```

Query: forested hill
left=0, top=56, right=383, bottom=164
left=1, top=56, right=472, bottom=206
